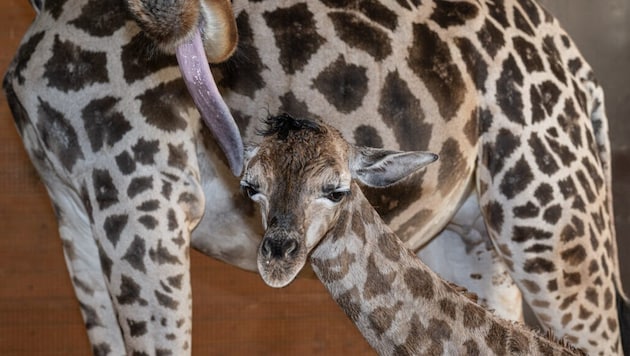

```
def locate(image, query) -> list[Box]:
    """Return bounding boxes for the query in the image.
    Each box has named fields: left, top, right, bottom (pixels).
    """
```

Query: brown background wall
left=0, top=0, right=628, bottom=355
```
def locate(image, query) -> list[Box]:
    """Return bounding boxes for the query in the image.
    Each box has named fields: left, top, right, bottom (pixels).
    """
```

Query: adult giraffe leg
left=82, top=161, right=203, bottom=355
left=477, top=130, right=623, bottom=355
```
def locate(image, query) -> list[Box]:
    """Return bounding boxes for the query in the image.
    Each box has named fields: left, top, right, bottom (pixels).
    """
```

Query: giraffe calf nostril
left=284, top=239, right=298, bottom=258
left=261, top=238, right=273, bottom=258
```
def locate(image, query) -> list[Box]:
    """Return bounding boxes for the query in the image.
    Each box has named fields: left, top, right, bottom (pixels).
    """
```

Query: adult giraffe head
left=126, top=0, right=243, bottom=175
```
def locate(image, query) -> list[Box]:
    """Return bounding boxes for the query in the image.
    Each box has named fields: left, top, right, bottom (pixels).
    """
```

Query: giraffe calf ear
left=350, top=147, right=438, bottom=188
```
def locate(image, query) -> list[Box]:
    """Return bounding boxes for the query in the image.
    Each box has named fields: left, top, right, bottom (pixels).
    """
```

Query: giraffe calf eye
left=325, top=190, right=349, bottom=203
left=240, top=183, right=259, bottom=198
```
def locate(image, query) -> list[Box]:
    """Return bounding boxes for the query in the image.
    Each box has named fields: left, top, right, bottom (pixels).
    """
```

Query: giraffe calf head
left=242, top=114, right=437, bottom=288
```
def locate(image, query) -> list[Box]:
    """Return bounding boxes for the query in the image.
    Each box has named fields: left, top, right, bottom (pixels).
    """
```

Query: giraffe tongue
left=175, top=29, right=244, bottom=176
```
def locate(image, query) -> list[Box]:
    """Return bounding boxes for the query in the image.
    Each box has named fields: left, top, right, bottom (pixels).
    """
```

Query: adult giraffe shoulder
left=242, top=113, right=585, bottom=356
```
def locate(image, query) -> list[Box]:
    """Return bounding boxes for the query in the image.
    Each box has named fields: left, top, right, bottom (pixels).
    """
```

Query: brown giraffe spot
left=96, top=240, right=113, bottom=281
left=573, top=323, right=584, bottom=331
left=531, top=299, right=550, bottom=308
left=455, top=37, right=488, bottom=93
left=560, top=245, right=587, bottom=266
left=117, top=274, right=148, bottom=306
left=149, top=240, right=182, bottom=265
left=328, top=12, right=392, bottom=61
left=547, top=278, right=558, bottom=292
left=279, top=92, right=312, bottom=120
left=311, top=249, right=356, bottom=283
left=508, top=329, right=529, bottom=353
left=395, top=209, right=432, bottom=241
left=363, top=254, right=395, bottom=299
left=122, top=235, right=147, bottom=274
left=496, top=55, right=525, bottom=125
left=563, top=270, right=581, bottom=287
left=462, top=303, right=486, bottom=329
left=607, top=317, right=618, bottom=332
left=562, top=312, right=573, bottom=327
left=128, top=176, right=153, bottom=199
left=79, top=302, right=103, bottom=330
left=500, top=156, right=534, bottom=199
left=12, top=31, right=45, bottom=85
left=560, top=293, right=578, bottom=310
left=463, top=339, right=480, bottom=356
left=513, top=6, right=535, bottom=36
left=103, top=214, right=128, bottom=248
left=520, top=279, right=540, bottom=294
left=82, top=96, right=132, bottom=153
left=529, top=133, right=560, bottom=176
left=154, top=290, right=179, bottom=310
left=524, top=243, right=553, bottom=253
left=36, top=98, right=85, bottom=172
left=513, top=36, right=544, bottom=72
left=367, top=301, right=403, bottom=336
left=377, top=232, right=401, bottom=262
left=542, top=36, right=568, bottom=84
left=320, top=0, right=398, bottom=30
left=523, top=257, right=556, bottom=274
left=407, top=23, right=465, bottom=122
left=121, top=32, right=178, bottom=84
left=485, top=321, right=508, bottom=354
left=353, top=125, right=383, bottom=148
left=439, top=298, right=457, bottom=320
left=533, top=185, right=553, bottom=208
left=313, top=55, right=368, bottom=114
left=44, top=35, right=108, bottom=92
left=403, top=267, right=434, bottom=300
left=546, top=136, right=578, bottom=167
left=218, top=13, right=265, bottom=99
left=336, top=286, right=362, bottom=323
left=438, top=138, right=468, bottom=195
left=485, top=128, right=520, bottom=177
left=513, top=201, right=540, bottom=219
left=378, top=70, right=432, bottom=151
left=477, top=19, right=505, bottom=58
left=518, top=0, right=542, bottom=26
left=431, top=0, right=479, bottom=28
left=350, top=209, right=366, bottom=242
left=604, top=288, right=613, bottom=310
left=578, top=305, right=593, bottom=320
left=263, top=4, right=325, bottom=75
left=484, top=200, right=504, bottom=234
left=585, top=287, right=599, bottom=306
left=137, top=79, right=190, bottom=132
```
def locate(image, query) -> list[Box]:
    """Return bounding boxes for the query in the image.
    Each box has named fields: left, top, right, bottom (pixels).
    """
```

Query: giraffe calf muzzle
left=261, top=237, right=299, bottom=259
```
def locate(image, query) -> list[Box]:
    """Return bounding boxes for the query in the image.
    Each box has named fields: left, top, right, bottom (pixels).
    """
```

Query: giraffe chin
left=257, top=257, right=306, bottom=289
left=175, top=29, right=244, bottom=176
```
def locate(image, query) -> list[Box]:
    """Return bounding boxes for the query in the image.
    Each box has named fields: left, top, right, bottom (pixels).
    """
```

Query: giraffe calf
left=241, top=113, right=584, bottom=355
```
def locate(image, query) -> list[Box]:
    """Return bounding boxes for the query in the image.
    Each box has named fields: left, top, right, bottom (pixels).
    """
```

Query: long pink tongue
left=176, top=29, right=244, bottom=176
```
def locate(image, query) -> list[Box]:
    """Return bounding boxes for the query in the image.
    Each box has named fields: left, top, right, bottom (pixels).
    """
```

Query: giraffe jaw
left=175, top=29, right=244, bottom=176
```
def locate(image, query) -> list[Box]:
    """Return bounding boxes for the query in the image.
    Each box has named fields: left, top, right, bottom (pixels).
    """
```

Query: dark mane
left=259, top=113, right=323, bottom=141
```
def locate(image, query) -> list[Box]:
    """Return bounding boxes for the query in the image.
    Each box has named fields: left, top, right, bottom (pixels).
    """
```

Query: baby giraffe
left=241, top=114, right=583, bottom=356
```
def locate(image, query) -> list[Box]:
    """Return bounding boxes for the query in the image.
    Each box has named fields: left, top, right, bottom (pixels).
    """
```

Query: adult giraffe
left=3, top=0, right=628, bottom=354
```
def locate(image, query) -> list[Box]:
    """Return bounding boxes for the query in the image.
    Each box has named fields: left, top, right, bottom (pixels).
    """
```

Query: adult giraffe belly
left=201, top=0, right=482, bottom=254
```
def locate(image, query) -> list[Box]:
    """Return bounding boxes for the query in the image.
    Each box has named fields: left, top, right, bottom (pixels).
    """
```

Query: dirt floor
left=1, top=0, right=628, bottom=355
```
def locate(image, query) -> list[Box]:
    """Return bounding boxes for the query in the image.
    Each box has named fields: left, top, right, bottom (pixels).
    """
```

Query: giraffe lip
left=175, top=29, right=244, bottom=176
